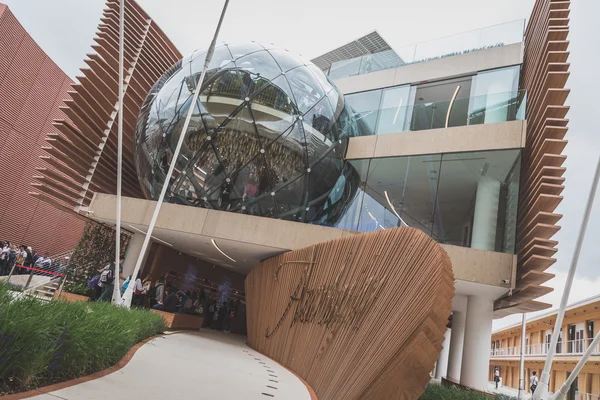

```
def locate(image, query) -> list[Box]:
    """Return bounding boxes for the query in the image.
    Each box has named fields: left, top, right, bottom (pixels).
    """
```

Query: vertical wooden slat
left=495, top=0, right=570, bottom=316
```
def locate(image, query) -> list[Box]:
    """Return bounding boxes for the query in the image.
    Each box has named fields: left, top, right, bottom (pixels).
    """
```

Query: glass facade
left=345, top=65, right=525, bottom=135
left=134, top=43, right=370, bottom=226
left=336, top=149, right=522, bottom=254
left=328, top=19, right=525, bottom=79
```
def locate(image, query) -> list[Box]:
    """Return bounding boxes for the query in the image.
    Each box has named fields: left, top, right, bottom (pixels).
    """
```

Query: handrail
left=491, top=338, right=600, bottom=357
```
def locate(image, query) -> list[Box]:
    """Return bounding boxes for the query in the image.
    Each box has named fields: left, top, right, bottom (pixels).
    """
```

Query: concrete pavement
left=30, top=331, right=311, bottom=400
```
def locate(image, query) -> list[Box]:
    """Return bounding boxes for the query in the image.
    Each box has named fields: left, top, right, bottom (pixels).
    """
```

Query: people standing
left=35, top=252, right=51, bottom=271
left=203, top=299, right=216, bottom=329
left=97, top=256, right=125, bottom=302
left=222, top=300, right=236, bottom=333
left=24, top=246, right=33, bottom=268
left=17, top=246, right=27, bottom=274
left=88, top=274, right=102, bottom=301
left=6, top=245, right=17, bottom=276
left=494, top=367, right=500, bottom=389
left=0, top=241, right=9, bottom=275
left=133, top=275, right=144, bottom=307
left=16, top=246, right=25, bottom=266
left=530, top=371, right=538, bottom=394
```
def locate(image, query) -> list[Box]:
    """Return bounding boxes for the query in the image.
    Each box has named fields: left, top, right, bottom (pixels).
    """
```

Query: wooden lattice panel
left=246, top=227, right=454, bottom=400
left=29, top=0, right=181, bottom=213
left=495, top=0, right=570, bottom=316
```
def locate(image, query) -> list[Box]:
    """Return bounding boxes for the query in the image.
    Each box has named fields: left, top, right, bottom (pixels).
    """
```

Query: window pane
left=376, top=85, right=412, bottom=134
left=432, top=149, right=521, bottom=252
left=345, top=90, right=382, bottom=134
left=468, top=65, right=520, bottom=124
left=361, top=154, right=442, bottom=236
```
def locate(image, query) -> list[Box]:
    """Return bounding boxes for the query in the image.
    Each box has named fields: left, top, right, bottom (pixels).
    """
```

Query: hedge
left=0, top=283, right=165, bottom=394
left=419, top=383, right=518, bottom=400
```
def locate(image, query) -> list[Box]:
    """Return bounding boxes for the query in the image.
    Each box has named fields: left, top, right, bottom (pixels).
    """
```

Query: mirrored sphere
left=134, top=42, right=367, bottom=225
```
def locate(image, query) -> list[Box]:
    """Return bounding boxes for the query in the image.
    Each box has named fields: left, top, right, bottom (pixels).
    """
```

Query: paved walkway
left=488, top=381, right=531, bottom=399
left=31, top=331, right=311, bottom=400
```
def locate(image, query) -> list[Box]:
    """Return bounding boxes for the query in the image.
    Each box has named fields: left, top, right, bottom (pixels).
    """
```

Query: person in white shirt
left=530, top=371, right=538, bottom=393
left=133, top=276, right=144, bottom=307
left=494, top=368, right=501, bottom=389
left=0, top=241, right=9, bottom=275
left=34, top=253, right=51, bottom=270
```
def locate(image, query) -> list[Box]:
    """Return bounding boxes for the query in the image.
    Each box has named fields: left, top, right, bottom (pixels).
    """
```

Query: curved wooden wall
left=495, top=0, right=571, bottom=317
left=29, top=0, right=181, bottom=213
left=246, top=227, right=454, bottom=400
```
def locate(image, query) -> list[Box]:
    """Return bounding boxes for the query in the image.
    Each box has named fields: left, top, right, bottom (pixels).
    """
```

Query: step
left=27, top=294, right=52, bottom=302
left=33, top=289, right=55, bottom=296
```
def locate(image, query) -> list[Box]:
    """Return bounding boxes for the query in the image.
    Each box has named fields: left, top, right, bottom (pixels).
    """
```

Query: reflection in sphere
left=134, top=42, right=367, bottom=226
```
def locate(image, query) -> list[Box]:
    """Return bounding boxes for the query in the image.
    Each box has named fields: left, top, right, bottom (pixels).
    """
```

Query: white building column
left=435, top=329, right=452, bottom=380
left=122, top=233, right=151, bottom=278
left=460, top=295, right=494, bottom=391
left=447, top=295, right=467, bottom=382
left=471, top=176, right=501, bottom=251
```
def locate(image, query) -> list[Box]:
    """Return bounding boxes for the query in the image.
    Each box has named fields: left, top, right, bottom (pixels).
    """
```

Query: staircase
left=24, top=277, right=63, bottom=302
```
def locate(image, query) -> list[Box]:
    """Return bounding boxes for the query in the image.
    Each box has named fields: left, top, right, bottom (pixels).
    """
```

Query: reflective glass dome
left=134, top=42, right=367, bottom=225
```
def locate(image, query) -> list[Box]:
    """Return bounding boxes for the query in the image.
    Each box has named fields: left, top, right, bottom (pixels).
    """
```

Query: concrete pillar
left=122, top=233, right=151, bottom=278
left=435, top=329, right=452, bottom=380
left=471, top=176, right=501, bottom=251
left=460, top=295, right=494, bottom=391
left=448, top=295, right=467, bottom=383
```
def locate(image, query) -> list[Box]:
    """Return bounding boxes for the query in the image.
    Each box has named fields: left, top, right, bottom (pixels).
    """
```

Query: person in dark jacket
left=203, top=299, right=216, bottom=328
left=153, top=288, right=178, bottom=313
left=6, top=245, right=17, bottom=276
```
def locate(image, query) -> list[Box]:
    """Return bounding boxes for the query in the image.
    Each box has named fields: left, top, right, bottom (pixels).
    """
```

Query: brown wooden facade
left=246, top=227, right=454, bottom=400
left=29, top=0, right=181, bottom=214
left=494, top=0, right=571, bottom=318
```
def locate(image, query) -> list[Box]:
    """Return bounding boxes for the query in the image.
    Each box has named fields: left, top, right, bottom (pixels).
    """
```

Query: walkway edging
left=0, top=332, right=180, bottom=400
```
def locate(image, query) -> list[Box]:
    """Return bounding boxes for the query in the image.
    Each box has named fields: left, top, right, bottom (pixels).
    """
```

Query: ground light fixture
left=211, top=239, right=236, bottom=263
left=120, top=0, right=231, bottom=309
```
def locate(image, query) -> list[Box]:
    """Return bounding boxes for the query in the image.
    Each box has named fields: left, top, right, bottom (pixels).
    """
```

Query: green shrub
left=419, top=383, right=517, bottom=400
left=62, top=282, right=92, bottom=297
left=0, top=283, right=165, bottom=394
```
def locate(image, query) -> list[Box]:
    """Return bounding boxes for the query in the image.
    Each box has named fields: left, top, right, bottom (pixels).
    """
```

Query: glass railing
left=328, top=19, right=525, bottom=79
left=352, top=90, right=526, bottom=135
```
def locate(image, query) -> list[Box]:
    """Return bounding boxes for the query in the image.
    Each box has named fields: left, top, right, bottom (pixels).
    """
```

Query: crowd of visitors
left=87, top=260, right=240, bottom=333
left=0, top=240, right=53, bottom=276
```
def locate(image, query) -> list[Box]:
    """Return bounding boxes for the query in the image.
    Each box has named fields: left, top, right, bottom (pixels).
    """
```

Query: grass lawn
left=420, top=382, right=517, bottom=400
left=0, top=283, right=165, bottom=395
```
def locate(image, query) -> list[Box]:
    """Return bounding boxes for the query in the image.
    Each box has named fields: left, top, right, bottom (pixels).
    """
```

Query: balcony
left=328, top=19, right=525, bottom=80
left=353, top=89, right=526, bottom=136
left=490, top=339, right=600, bottom=358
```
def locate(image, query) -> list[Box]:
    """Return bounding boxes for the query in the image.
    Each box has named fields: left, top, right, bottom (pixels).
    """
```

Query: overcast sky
left=3, top=0, right=599, bottom=330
